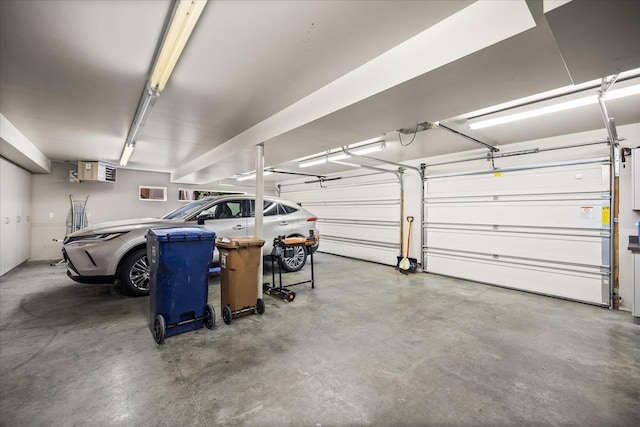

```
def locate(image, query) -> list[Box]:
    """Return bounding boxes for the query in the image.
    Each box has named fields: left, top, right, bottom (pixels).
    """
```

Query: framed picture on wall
left=139, top=186, right=167, bottom=201
left=177, top=189, right=244, bottom=202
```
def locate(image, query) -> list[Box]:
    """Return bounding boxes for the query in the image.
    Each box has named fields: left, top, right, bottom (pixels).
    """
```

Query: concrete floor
left=1, top=253, right=639, bottom=426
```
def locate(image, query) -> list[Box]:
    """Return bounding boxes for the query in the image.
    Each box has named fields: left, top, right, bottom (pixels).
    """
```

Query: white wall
left=30, top=162, right=274, bottom=261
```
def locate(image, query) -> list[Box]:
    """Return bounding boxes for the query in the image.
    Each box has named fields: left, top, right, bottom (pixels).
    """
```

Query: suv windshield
left=163, top=198, right=215, bottom=219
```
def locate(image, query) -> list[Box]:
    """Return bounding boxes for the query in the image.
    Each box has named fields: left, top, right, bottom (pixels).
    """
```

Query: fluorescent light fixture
left=149, top=0, right=207, bottom=91
left=328, top=160, right=361, bottom=168
left=121, top=84, right=159, bottom=166
left=119, top=144, right=135, bottom=166
left=126, top=85, right=159, bottom=143
left=236, top=170, right=274, bottom=181
left=469, top=84, right=640, bottom=130
left=299, top=157, right=328, bottom=168
left=350, top=136, right=386, bottom=148
left=299, top=138, right=385, bottom=168
left=460, top=68, right=640, bottom=121
left=606, top=84, right=640, bottom=100
left=327, top=143, right=383, bottom=162
left=119, top=1, right=205, bottom=167
left=351, top=143, right=385, bottom=156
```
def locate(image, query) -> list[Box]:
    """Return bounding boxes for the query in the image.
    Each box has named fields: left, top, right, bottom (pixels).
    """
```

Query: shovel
left=398, top=216, right=415, bottom=274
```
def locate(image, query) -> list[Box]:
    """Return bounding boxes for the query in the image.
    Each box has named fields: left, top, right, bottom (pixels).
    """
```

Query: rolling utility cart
left=263, top=231, right=317, bottom=302
left=215, top=236, right=266, bottom=324
left=148, top=227, right=217, bottom=344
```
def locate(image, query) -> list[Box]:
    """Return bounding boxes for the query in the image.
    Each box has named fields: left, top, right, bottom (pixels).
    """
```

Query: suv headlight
left=64, top=232, right=129, bottom=245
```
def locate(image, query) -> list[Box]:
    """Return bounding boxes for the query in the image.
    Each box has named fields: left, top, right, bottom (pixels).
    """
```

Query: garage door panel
left=287, top=180, right=398, bottom=201
left=304, top=203, right=399, bottom=222
left=426, top=228, right=606, bottom=267
left=426, top=162, right=608, bottom=198
left=427, top=251, right=607, bottom=304
left=425, top=199, right=609, bottom=229
left=320, top=221, right=398, bottom=242
left=320, top=239, right=396, bottom=265
left=306, top=184, right=398, bottom=201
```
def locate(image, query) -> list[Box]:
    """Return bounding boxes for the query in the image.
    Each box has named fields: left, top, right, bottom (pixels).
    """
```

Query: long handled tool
left=398, top=216, right=415, bottom=274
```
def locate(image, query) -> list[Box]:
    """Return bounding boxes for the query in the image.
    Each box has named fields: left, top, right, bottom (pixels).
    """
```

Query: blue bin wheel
left=153, top=314, right=166, bottom=344
left=222, top=305, right=232, bottom=325
left=204, top=304, right=215, bottom=329
left=256, top=298, right=265, bottom=315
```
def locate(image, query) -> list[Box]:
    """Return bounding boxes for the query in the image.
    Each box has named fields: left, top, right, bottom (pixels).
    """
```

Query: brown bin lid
left=215, top=236, right=265, bottom=248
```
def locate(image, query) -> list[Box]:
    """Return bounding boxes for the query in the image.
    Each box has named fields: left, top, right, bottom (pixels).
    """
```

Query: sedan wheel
left=119, top=248, right=150, bottom=296
left=279, top=244, right=307, bottom=272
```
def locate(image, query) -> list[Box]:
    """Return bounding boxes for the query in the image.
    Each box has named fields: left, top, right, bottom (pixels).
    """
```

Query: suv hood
left=67, top=218, right=183, bottom=236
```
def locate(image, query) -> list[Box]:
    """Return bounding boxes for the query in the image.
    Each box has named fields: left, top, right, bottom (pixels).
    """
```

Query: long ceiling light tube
left=120, top=0, right=207, bottom=167
left=299, top=138, right=385, bottom=168
left=120, top=84, right=159, bottom=166
left=236, top=170, right=274, bottom=181
left=328, top=159, right=362, bottom=168
left=119, top=144, right=136, bottom=167
left=149, top=0, right=207, bottom=92
left=127, top=84, right=159, bottom=144
left=469, top=83, right=640, bottom=130
left=296, top=136, right=385, bottom=162
left=460, top=68, right=640, bottom=121
left=299, top=157, right=329, bottom=168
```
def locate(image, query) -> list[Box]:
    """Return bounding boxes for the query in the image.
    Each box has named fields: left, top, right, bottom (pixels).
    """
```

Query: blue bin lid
left=148, top=227, right=216, bottom=242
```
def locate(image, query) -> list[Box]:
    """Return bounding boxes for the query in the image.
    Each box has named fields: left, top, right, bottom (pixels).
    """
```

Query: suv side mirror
left=197, top=212, right=214, bottom=225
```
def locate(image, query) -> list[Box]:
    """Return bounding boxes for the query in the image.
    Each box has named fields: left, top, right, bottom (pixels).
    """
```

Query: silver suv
left=63, top=195, right=319, bottom=296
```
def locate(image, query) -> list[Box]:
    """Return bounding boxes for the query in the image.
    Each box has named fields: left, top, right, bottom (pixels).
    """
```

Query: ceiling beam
left=0, top=114, right=51, bottom=173
left=171, top=0, right=536, bottom=183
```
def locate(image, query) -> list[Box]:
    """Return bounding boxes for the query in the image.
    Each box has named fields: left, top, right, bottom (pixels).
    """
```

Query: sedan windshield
left=162, top=198, right=215, bottom=219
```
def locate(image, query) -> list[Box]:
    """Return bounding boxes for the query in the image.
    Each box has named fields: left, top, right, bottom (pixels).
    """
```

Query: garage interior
left=1, top=0, right=640, bottom=425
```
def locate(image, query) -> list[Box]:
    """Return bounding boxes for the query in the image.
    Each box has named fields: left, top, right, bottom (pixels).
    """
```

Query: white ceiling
left=1, top=0, right=639, bottom=184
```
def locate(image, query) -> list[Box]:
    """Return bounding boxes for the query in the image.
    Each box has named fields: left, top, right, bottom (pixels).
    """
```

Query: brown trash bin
left=215, top=236, right=266, bottom=324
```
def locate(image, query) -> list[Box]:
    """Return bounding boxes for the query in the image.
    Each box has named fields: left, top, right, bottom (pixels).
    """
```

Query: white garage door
left=280, top=173, right=401, bottom=265
left=423, top=158, right=611, bottom=306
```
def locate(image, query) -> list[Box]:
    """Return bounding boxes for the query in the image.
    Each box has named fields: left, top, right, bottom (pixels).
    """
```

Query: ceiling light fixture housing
left=299, top=137, right=385, bottom=168
left=149, top=0, right=207, bottom=91
left=119, top=0, right=207, bottom=166
left=120, top=84, right=159, bottom=166
left=467, top=76, right=640, bottom=130
left=236, top=170, right=274, bottom=181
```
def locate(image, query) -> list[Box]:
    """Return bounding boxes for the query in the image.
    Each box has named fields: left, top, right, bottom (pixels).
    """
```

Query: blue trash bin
left=147, top=227, right=216, bottom=344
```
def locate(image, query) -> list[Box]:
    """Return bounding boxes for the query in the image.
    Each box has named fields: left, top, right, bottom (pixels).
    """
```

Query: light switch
left=49, top=212, right=54, bottom=218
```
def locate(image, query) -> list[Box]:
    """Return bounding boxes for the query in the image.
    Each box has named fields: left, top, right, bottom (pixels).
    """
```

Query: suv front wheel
left=118, top=248, right=150, bottom=296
